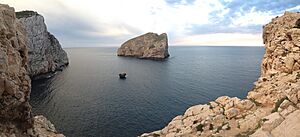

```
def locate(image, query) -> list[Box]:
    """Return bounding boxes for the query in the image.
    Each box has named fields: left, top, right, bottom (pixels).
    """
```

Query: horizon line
left=63, top=45, right=264, bottom=49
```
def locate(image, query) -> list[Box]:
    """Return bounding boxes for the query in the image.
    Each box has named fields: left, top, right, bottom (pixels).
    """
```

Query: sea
left=30, top=46, right=264, bottom=137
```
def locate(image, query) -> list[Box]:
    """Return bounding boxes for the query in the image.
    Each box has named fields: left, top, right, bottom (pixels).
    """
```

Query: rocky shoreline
left=1, top=3, right=300, bottom=137
left=141, top=12, right=300, bottom=137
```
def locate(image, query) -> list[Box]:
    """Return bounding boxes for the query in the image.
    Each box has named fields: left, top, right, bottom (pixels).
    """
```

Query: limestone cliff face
left=0, top=4, right=63, bottom=137
left=117, top=32, right=170, bottom=59
left=262, top=12, right=300, bottom=75
left=247, top=12, right=300, bottom=107
left=141, top=12, right=300, bottom=137
left=0, top=4, right=33, bottom=133
left=16, top=11, right=69, bottom=78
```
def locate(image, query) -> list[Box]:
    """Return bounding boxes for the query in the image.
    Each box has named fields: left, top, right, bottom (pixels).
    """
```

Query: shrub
left=209, top=124, right=213, bottom=130
left=271, top=97, right=287, bottom=113
left=296, top=73, right=300, bottom=79
left=196, top=124, right=204, bottom=132
left=15, top=11, right=38, bottom=19
left=249, top=98, right=262, bottom=106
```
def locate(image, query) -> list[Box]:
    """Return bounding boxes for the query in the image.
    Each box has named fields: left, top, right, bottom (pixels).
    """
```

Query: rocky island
left=141, top=12, right=300, bottom=137
left=117, top=32, right=170, bottom=59
left=16, top=11, right=69, bottom=79
left=0, top=4, right=63, bottom=137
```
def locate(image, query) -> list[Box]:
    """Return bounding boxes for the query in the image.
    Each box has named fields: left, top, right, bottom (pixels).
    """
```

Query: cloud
left=286, top=5, right=300, bottom=12
left=175, top=33, right=263, bottom=46
left=0, top=0, right=299, bottom=47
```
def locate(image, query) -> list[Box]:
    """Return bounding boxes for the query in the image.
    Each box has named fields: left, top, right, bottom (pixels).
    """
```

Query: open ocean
left=30, top=46, right=264, bottom=137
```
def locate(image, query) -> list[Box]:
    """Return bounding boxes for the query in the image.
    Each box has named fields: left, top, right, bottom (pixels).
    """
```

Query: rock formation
left=141, top=12, right=300, bottom=137
left=16, top=11, right=69, bottom=79
left=117, top=32, right=170, bottom=59
left=0, top=4, right=63, bottom=136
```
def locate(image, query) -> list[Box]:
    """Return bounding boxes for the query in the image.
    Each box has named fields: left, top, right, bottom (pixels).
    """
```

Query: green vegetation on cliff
left=16, top=10, right=38, bottom=19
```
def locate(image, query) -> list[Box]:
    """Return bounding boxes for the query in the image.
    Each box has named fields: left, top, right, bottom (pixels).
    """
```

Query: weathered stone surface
left=29, top=116, right=65, bottom=137
left=271, top=110, right=300, bottom=137
left=280, top=105, right=297, bottom=117
left=0, top=4, right=63, bottom=137
left=261, top=112, right=284, bottom=132
left=117, top=32, right=170, bottom=59
left=225, top=108, right=239, bottom=119
left=250, top=129, right=272, bottom=137
left=16, top=11, right=69, bottom=78
left=262, top=12, right=300, bottom=75
left=0, top=4, right=33, bottom=132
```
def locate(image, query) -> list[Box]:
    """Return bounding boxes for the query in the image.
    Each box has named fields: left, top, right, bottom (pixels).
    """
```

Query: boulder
left=261, top=112, right=284, bottom=132
left=271, top=110, right=300, bottom=137
left=119, top=73, right=126, bottom=79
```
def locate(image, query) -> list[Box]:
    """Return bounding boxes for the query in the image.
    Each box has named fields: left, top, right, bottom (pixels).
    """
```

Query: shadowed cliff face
left=16, top=11, right=69, bottom=78
left=0, top=4, right=33, bottom=133
left=0, top=4, right=65, bottom=137
left=141, top=12, right=300, bottom=137
left=117, top=32, right=170, bottom=59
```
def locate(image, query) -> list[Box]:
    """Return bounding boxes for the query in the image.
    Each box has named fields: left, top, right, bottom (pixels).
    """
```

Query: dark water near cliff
left=30, top=46, right=264, bottom=137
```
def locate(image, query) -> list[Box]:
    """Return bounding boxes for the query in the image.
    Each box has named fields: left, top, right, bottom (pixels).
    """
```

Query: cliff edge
left=141, top=12, right=300, bottom=137
left=117, top=32, right=170, bottom=59
left=0, top=4, right=63, bottom=137
left=16, top=11, right=69, bottom=79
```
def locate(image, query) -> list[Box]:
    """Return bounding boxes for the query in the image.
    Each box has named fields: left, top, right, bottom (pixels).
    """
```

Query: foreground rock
left=0, top=4, right=63, bottom=136
left=16, top=11, right=69, bottom=79
left=30, top=116, right=65, bottom=137
left=141, top=12, right=300, bottom=137
left=117, top=32, right=170, bottom=59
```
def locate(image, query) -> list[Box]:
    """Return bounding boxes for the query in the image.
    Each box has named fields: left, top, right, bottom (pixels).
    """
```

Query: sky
left=1, top=0, right=300, bottom=47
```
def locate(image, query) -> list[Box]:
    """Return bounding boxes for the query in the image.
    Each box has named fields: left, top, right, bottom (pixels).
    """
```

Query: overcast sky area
left=1, top=0, right=300, bottom=47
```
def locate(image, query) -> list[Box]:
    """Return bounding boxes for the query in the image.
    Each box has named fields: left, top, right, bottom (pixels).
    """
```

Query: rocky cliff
left=117, top=32, right=170, bottom=59
left=141, top=12, right=300, bottom=137
left=16, top=11, right=69, bottom=78
left=0, top=4, right=63, bottom=137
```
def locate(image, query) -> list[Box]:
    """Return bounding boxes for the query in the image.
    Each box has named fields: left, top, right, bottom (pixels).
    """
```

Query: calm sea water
left=30, top=46, right=264, bottom=137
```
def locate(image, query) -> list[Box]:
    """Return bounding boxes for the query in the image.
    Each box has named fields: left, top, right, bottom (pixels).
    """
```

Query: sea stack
left=117, top=32, right=170, bottom=59
left=119, top=72, right=127, bottom=79
left=0, top=4, right=63, bottom=136
left=141, top=12, right=300, bottom=137
left=16, top=11, right=69, bottom=79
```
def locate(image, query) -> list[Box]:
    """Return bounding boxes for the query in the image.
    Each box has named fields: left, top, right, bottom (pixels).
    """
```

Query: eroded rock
left=0, top=4, right=63, bottom=137
left=0, top=4, right=33, bottom=132
left=117, top=32, right=170, bottom=59
left=16, top=11, right=69, bottom=78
